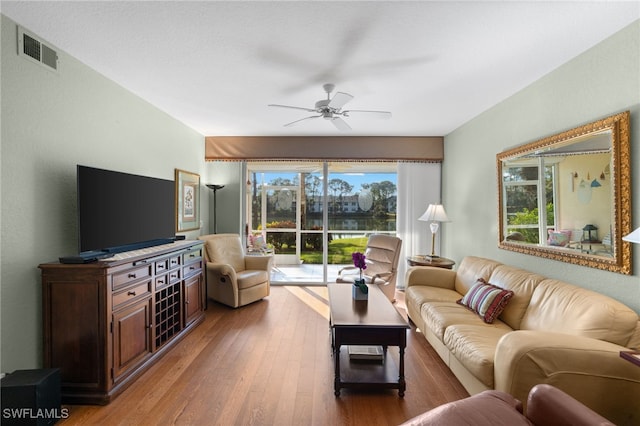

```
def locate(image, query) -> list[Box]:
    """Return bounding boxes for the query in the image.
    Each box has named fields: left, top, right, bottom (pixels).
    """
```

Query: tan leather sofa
left=405, top=256, right=640, bottom=425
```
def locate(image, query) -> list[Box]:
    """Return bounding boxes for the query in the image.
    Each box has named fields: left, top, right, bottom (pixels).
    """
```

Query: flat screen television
left=77, top=165, right=176, bottom=255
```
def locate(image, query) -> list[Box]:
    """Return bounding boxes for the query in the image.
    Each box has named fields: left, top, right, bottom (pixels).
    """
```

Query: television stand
left=40, top=240, right=204, bottom=405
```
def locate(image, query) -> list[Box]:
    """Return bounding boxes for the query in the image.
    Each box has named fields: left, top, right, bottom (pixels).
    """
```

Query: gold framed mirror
left=497, top=111, right=631, bottom=274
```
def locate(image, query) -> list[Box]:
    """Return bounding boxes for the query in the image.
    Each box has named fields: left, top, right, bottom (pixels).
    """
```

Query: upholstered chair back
left=364, top=234, right=403, bottom=287
left=200, top=233, right=246, bottom=272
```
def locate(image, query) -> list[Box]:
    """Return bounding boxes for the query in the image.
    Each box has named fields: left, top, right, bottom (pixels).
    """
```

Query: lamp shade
left=622, top=227, right=640, bottom=244
left=419, top=204, right=449, bottom=222
left=206, top=184, right=225, bottom=191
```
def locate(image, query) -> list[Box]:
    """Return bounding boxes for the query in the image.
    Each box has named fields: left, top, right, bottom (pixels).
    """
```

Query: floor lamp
left=206, top=184, right=225, bottom=233
left=418, top=204, right=449, bottom=259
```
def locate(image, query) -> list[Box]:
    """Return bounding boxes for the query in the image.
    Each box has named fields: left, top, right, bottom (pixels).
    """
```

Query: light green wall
left=0, top=15, right=208, bottom=372
left=443, top=20, right=640, bottom=313
left=204, top=161, right=244, bottom=234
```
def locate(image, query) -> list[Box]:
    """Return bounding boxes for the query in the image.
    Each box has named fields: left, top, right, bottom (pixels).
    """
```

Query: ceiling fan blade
left=343, top=110, right=392, bottom=119
left=268, top=104, right=317, bottom=113
left=331, top=117, right=351, bottom=131
left=328, top=92, right=354, bottom=110
left=284, top=115, right=322, bottom=127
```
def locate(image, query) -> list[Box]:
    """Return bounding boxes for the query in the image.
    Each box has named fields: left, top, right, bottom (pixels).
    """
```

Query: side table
left=407, top=256, right=455, bottom=269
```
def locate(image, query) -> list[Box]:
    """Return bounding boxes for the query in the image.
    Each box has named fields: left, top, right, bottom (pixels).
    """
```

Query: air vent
left=18, top=26, right=59, bottom=72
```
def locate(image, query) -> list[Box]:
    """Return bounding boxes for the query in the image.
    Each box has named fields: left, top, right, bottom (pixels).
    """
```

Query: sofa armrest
left=494, top=330, right=640, bottom=424
left=526, top=384, right=614, bottom=425
left=405, top=266, right=456, bottom=290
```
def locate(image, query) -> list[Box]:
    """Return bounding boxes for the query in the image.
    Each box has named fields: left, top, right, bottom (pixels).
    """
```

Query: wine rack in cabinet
left=40, top=240, right=204, bottom=405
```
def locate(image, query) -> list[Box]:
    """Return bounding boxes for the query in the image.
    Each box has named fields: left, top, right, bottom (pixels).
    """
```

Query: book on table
left=348, top=345, right=383, bottom=361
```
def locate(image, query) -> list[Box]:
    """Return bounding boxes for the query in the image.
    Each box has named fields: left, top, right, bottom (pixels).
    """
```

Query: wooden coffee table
left=327, top=283, right=409, bottom=397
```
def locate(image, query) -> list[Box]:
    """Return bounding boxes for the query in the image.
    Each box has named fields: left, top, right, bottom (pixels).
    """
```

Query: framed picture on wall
left=175, top=169, right=200, bottom=232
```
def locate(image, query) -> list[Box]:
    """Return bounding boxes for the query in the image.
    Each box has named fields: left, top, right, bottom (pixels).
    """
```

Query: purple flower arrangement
left=352, top=252, right=368, bottom=294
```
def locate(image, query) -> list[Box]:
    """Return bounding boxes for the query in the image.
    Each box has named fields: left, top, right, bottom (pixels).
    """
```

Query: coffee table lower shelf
left=334, top=348, right=405, bottom=397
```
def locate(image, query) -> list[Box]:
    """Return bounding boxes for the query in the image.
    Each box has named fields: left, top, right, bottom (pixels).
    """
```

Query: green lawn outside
left=300, top=236, right=368, bottom=264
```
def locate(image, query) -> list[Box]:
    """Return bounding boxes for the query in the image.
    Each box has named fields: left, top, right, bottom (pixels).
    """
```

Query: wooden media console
left=39, top=240, right=205, bottom=404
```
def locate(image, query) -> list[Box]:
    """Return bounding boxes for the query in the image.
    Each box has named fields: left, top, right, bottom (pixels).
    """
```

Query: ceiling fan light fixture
left=268, top=83, right=391, bottom=130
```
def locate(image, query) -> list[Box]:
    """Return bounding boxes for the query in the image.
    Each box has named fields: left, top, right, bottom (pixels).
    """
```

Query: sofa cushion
left=453, top=256, right=503, bottom=296
left=444, top=324, right=512, bottom=388
left=457, top=279, right=514, bottom=324
left=487, top=265, right=545, bottom=329
left=406, top=285, right=461, bottom=314
left=520, top=279, right=639, bottom=346
left=421, top=302, right=511, bottom=341
left=406, top=285, right=462, bottom=332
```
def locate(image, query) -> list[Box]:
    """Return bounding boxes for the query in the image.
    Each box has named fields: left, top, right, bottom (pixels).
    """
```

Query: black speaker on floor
left=1, top=369, right=64, bottom=425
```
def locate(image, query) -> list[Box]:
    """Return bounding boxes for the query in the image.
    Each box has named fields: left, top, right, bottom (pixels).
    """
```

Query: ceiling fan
left=268, top=83, right=392, bottom=131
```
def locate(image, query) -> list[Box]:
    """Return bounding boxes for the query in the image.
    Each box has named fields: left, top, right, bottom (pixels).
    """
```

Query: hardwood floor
left=60, top=286, right=468, bottom=425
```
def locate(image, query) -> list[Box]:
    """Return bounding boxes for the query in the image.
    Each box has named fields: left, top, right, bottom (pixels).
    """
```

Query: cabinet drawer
left=113, top=265, right=152, bottom=290
left=168, top=255, right=181, bottom=270
left=154, top=255, right=181, bottom=275
left=113, top=281, right=152, bottom=310
left=154, top=269, right=181, bottom=289
left=183, top=260, right=202, bottom=279
left=154, top=259, right=168, bottom=274
left=182, top=248, right=202, bottom=264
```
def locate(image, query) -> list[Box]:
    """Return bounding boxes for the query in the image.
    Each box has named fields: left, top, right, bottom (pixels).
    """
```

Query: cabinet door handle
left=128, top=273, right=137, bottom=279
left=157, top=279, right=164, bottom=284
left=127, top=291, right=136, bottom=296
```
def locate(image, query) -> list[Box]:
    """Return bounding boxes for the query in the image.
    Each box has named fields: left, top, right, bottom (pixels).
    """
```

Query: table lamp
left=418, top=204, right=449, bottom=258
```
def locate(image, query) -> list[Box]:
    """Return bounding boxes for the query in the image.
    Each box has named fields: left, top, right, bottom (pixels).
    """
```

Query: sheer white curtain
left=396, top=162, right=442, bottom=289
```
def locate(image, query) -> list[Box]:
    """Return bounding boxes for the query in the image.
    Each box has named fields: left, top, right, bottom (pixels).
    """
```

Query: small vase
left=352, top=279, right=368, bottom=300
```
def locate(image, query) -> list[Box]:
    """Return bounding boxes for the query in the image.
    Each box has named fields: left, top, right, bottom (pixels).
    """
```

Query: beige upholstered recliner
left=198, top=234, right=272, bottom=308
left=336, top=234, right=402, bottom=302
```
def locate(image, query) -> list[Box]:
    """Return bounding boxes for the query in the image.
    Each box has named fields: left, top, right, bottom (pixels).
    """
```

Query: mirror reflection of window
left=497, top=111, right=631, bottom=275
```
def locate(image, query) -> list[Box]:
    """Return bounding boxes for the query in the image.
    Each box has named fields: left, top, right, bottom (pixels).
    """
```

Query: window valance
left=205, top=136, right=443, bottom=162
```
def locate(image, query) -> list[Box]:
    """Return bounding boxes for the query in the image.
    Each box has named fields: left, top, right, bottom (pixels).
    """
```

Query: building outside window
left=246, top=161, right=397, bottom=284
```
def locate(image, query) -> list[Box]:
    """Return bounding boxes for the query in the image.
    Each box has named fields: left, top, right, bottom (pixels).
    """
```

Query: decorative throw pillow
left=547, top=229, right=571, bottom=247
left=457, top=278, right=514, bottom=324
left=252, top=235, right=265, bottom=248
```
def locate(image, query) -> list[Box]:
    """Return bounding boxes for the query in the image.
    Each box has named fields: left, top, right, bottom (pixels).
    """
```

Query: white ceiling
left=1, top=1, right=638, bottom=137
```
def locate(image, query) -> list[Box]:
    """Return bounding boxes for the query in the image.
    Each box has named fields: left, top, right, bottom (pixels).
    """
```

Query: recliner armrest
left=206, top=262, right=237, bottom=281
left=526, top=384, right=614, bottom=425
left=245, top=255, right=272, bottom=271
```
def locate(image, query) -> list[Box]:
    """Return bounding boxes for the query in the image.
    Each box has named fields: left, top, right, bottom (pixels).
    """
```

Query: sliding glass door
left=246, top=161, right=397, bottom=284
